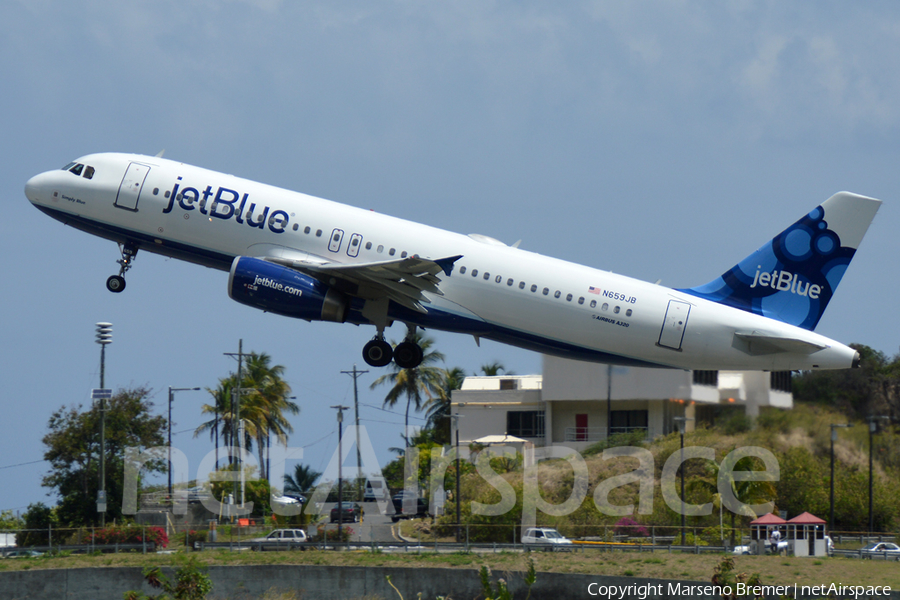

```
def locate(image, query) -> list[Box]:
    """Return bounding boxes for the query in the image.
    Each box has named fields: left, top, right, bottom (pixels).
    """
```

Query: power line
left=0, top=459, right=47, bottom=470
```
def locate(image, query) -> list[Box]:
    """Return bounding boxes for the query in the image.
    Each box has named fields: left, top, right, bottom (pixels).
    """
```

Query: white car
left=521, top=528, right=573, bottom=550
left=860, top=542, right=900, bottom=560
left=249, top=528, right=308, bottom=549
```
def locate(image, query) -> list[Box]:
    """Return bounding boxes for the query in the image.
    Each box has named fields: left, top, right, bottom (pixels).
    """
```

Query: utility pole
left=341, top=365, right=368, bottom=501
left=331, top=405, right=350, bottom=539
left=168, top=387, right=200, bottom=498
left=224, top=340, right=245, bottom=503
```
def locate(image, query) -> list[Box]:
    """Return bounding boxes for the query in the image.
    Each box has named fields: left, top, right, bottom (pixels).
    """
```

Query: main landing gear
left=362, top=326, right=425, bottom=369
left=106, top=242, right=138, bottom=293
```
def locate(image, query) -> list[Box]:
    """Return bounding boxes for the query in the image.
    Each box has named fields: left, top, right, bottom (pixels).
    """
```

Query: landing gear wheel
left=107, top=241, right=138, bottom=293
left=394, top=341, right=424, bottom=369
left=106, top=275, right=126, bottom=293
left=363, top=338, right=393, bottom=367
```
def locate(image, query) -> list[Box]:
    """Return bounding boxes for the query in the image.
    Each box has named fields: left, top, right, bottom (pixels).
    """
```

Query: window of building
left=770, top=371, right=792, bottom=393
left=610, top=410, right=648, bottom=435
left=692, top=370, right=719, bottom=386
left=507, top=410, right=545, bottom=438
left=499, top=379, right=517, bottom=390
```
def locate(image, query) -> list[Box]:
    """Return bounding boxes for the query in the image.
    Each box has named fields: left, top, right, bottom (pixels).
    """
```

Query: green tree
left=422, top=366, right=466, bottom=445
left=370, top=333, right=445, bottom=446
left=41, top=387, right=166, bottom=526
left=479, top=362, right=512, bottom=376
left=194, top=352, right=297, bottom=480
left=16, top=503, right=56, bottom=547
left=284, top=464, right=322, bottom=496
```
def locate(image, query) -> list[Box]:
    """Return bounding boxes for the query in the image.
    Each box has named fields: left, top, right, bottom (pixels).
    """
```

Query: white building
left=451, top=356, right=792, bottom=453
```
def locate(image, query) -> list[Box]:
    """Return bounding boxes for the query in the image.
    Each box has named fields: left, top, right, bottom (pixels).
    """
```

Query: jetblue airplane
left=25, top=153, right=881, bottom=371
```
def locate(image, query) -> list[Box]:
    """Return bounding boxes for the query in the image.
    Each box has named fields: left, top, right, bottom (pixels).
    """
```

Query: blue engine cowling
left=228, top=256, right=348, bottom=323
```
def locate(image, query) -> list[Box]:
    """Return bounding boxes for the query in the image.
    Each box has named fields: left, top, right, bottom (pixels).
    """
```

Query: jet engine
left=228, top=256, right=348, bottom=323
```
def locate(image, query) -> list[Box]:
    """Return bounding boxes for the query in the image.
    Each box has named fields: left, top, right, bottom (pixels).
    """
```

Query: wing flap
left=264, top=254, right=462, bottom=313
left=733, top=331, right=828, bottom=356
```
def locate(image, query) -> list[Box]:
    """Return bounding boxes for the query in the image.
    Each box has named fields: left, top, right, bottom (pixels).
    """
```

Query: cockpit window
left=83, top=166, right=95, bottom=179
left=62, top=162, right=76, bottom=171
left=68, top=163, right=84, bottom=176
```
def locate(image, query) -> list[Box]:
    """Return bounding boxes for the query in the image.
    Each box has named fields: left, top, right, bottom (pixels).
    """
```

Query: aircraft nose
left=25, top=172, right=51, bottom=205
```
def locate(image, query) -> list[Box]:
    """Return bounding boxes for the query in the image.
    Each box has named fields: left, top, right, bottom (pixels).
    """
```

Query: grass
left=0, top=548, right=897, bottom=588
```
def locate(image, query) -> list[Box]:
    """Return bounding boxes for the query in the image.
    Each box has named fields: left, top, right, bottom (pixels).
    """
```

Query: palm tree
left=241, top=353, right=298, bottom=480
left=690, top=453, right=778, bottom=546
left=370, top=333, right=445, bottom=447
left=284, top=464, right=322, bottom=496
left=423, top=366, right=466, bottom=444
left=194, top=377, right=236, bottom=468
left=479, top=361, right=511, bottom=376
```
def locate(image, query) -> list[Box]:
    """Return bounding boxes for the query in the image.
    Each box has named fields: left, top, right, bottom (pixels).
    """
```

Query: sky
left=1, top=1, right=899, bottom=516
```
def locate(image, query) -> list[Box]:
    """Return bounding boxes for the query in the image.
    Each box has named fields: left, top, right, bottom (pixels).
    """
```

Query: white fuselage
left=25, top=153, right=860, bottom=371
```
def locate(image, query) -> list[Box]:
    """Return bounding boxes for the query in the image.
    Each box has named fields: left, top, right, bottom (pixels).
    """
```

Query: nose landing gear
left=106, top=242, right=138, bottom=293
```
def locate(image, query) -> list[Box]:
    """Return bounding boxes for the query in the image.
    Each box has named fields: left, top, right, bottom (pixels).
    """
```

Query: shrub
left=91, top=524, right=168, bottom=549
left=613, top=517, right=648, bottom=538
left=308, top=525, right=354, bottom=543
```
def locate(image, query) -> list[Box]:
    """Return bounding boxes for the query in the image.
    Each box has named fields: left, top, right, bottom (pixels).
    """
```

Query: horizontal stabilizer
left=733, top=331, right=828, bottom=356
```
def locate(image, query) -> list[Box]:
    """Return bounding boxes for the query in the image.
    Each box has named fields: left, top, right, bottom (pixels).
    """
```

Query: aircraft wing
left=263, top=254, right=462, bottom=313
left=733, top=331, right=828, bottom=356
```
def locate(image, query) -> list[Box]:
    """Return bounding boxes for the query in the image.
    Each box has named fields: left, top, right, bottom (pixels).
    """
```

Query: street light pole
left=95, top=322, right=112, bottom=526
left=341, top=366, right=368, bottom=502
left=451, top=414, right=464, bottom=542
left=673, top=416, right=692, bottom=546
left=867, top=416, right=888, bottom=533
left=331, top=405, right=349, bottom=540
left=168, top=387, right=200, bottom=498
left=829, top=423, right=850, bottom=532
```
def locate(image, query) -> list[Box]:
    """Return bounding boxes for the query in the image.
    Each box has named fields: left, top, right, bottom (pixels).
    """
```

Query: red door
left=575, top=414, right=588, bottom=441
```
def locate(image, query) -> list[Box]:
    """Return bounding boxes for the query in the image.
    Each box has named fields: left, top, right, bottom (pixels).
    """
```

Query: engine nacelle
left=228, top=256, right=348, bottom=323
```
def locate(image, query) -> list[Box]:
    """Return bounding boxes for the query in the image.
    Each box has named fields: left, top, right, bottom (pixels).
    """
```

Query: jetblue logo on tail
left=749, top=267, right=822, bottom=299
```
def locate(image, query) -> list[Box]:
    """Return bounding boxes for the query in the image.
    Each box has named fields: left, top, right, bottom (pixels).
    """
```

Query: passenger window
left=304, top=226, right=311, bottom=234
left=365, top=242, right=372, bottom=250
left=530, top=284, right=537, bottom=293
left=507, top=278, right=514, bottom=286
left=554, top=291, right=561, bottom=299
left=351, top=238, right=359, bottom=247
left=460, top=266, right=467, bottom=274
left=578, top=297, right=585, bottom=305
left=292, top=224, right=299, bottom=231
left=590, top=300, right=597, bottom=308
left=626, top=309, right=633, bottom=317
left=566, top=293, right=573, bottom=302
left=519, top=281, right=526, bottom=289
left=471, top=269, right=478, bottom=277
left=484, top=272, right=490, bottom=280
left=389, top=248, right=396, bottom=256
left=83, top=166, right=95, bottom=179
left=377, top=245, right=384, bottom=253
left=165, top=190, right=171, bottom=198
left=542, top=288, right=549, bottom=295
left=602, top=303, right=609, bottom=311
left=614, top=306, right=620, bottom=314
left=333, top=232, right=341, bottom=243
left=495, top=275, right=502, bottom=283
left=316, top=229, right=323, bottom=237
left=152, top=188, right=159, bottom=195
left=401, top=251, right=407, bottom=258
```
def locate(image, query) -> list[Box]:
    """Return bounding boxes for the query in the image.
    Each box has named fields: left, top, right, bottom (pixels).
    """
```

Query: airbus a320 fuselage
left=25, top=153, right=881, bottom=371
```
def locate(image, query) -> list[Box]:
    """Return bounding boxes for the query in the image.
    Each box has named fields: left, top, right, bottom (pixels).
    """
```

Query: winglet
left=434, top=255, right=463, bottom=277
left=679, top=192, right=881, bottom=330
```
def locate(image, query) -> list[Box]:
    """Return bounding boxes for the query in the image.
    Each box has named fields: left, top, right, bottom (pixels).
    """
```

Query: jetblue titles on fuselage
left=162, top=176, right=290, bottom=234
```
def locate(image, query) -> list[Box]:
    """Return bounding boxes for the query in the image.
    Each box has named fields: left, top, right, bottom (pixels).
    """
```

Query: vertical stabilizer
left=679, top=192, right=881, bottom=330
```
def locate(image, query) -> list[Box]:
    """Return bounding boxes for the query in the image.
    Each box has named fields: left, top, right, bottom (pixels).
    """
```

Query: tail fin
left=679, top=192, right=881, bottom=330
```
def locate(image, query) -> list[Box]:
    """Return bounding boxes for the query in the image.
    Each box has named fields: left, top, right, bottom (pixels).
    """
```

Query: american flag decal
left=588, top=286, right=601, bottom=294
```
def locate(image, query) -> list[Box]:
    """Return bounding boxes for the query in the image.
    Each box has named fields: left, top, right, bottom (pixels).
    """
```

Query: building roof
left=750, top=513, right=787, bottom=525
left=787, top=511, right=826, bottom=525
left=473, top=434, right=529, bottom=444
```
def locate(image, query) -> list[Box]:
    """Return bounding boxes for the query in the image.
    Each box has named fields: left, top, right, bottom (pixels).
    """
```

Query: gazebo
left=748, top=513, right=786, bottom=555
left=786, top=512, right=827, bottom=557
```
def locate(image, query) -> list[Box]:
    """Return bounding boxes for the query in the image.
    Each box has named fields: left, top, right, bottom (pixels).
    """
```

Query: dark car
left=391, top=491, right=429, bottom=522
left=330, top=502, right=362, bottom=523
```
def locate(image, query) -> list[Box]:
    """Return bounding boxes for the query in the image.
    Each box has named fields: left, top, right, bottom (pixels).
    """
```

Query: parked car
left=391, top=491, right=429, bottom=522
left=521, top=527, right=573, bottom=550
left=860, top=542, right=900, bottom=560
left=271, top=495, right=301, bottom=507
left=732, top=540, right=787, bottom=555
left=330, top=502, right=362, bottom=523
left=248, top=529, right=308, bottom=549
left=3, top=550, right=43, bottom=559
